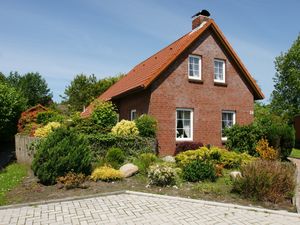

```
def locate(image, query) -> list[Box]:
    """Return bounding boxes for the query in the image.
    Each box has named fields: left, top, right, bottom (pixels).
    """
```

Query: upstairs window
left=188, top=55, right=201, bottom=80
left=130, top=109, right=137, bottom=121
left=222, top=111, right=236, bottom=139
left=214, top=59, right=225, bottom=83
left=176, top=108, right=193, bottom=141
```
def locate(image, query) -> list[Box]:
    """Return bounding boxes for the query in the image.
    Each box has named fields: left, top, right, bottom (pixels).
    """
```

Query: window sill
left=188, top=79, right=203, bottom=84
left=176, top=138, right=193, bottom=142
left=214, top=82, right=227, bottom=87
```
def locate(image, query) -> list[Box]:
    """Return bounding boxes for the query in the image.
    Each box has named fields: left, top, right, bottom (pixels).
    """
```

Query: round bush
left=32, top=127, right=92, bottom=185
left=182, top=160, right=217, bottom=182
left=105, top=147, right=126, bottom=169
left=135, top=114, right=157, bottom=137
left=148, top=164, right=177, bottom=186
left=111, top=120, right=139, bottom=136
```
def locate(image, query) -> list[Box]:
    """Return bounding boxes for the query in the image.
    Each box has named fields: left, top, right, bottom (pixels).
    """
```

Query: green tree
left=0, top=72, right=5, bottom=83
left=0, top=83, right=26, bottom=141
left=271, top=34, right=300, bottom=122
left=6, top=72, right=52, bottom=107
left=63, top=73, right=123, bottom=112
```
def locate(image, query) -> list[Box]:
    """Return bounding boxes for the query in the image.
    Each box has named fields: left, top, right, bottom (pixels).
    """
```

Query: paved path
left=1, top=191, right=300, bottom=225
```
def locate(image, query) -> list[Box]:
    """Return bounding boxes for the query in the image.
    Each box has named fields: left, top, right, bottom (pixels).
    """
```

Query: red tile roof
left=82, top=19, right=264, bottom=117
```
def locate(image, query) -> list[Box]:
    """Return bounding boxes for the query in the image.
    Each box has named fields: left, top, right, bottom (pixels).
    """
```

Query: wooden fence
left=15, top=134, right=38, bottom=165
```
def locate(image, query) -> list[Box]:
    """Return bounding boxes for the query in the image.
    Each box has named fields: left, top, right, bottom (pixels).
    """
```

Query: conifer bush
left=32, top=127, right=92, bottom=185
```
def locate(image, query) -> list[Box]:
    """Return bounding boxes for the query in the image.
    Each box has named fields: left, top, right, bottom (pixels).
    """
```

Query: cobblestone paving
left=1, top=191, right=300, bottom=225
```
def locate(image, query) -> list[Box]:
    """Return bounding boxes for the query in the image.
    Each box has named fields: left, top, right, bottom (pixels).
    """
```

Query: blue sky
left=0, top=0, right=299, bottom=102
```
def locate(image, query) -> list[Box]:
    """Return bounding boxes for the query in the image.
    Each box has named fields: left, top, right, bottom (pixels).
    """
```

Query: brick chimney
left=192, top=10, right=210, bottom=30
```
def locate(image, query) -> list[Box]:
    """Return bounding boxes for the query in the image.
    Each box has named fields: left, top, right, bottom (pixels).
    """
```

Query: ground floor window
left=130, top=109, right=137, bottom=120
left=222, top=111, right=236, bottom=139
left=176, top=108, right=193, bottom=141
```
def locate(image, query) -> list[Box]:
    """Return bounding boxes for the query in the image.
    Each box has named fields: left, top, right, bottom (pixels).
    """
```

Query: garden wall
left=15, top=134, right=38, bottom=165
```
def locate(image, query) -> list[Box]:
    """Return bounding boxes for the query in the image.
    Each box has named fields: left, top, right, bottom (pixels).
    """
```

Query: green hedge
left=87, top=133, right=156, bottom=159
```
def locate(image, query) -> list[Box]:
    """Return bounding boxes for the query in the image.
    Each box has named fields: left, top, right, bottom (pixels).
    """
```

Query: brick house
left=82, top=10, right=264, bottom=155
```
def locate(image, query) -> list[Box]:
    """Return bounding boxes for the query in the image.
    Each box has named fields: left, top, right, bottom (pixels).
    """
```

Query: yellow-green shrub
left=90, top=166, right=123, bottom=182
left=34, top=122, right=61, bottom=137
left=255, top=138, right=278, bottom=160
left=111, top=120, right=139, bottom=136
left=175, top=147, right=254, bottom=169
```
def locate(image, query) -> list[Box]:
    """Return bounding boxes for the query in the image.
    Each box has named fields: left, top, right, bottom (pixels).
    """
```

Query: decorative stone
left=120, top=163, right=139, bottom=178
left=230, top=171, right=242, bottom=180
left=162, top=156, right=176, bottom=163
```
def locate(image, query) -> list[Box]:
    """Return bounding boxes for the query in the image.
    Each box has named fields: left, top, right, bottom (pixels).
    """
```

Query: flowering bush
left=148, top=164, right=177, bottom=186
left=111, top=120, right=139, bottom=136
left=34, top=122, right=61, bottom=137
left=90, top=166, right=123, bottom=182
left=255, top=138, right=278, bottom=160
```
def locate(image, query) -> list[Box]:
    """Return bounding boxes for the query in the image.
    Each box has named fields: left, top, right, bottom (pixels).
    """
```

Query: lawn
left=0, top=163, right=28, bottom=205
left=290, top=148, right=300, bottom=159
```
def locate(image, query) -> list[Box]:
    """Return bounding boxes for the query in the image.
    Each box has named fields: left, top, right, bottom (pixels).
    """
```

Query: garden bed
left=3, top=166, right=296, bottom=212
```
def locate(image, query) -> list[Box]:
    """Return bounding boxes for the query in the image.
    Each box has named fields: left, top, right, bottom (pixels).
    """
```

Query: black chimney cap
left=192, top=10, right=210, bottom=18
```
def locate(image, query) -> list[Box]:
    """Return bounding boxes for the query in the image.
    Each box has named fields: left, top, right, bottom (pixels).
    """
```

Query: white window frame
left=214, top=59, right=226, bottom=83
left=221, top=110, right=236, bottom=142
left=176, top=108, right=193, bottom=141
left=188, top=55, right=201, bottom=80
left=130, top=109, right=137, bottom=121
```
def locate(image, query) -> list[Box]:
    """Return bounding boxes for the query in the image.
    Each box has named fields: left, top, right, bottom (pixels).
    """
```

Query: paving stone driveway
left=1, top=191, right=300, bottom=225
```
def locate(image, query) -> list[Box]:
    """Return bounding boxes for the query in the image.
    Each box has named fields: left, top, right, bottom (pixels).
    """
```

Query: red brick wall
left=115, top=28, right=255, bottom=156
left=149, top=28, right=254, bottom=155
left=113, top=90, right=150, bottom=120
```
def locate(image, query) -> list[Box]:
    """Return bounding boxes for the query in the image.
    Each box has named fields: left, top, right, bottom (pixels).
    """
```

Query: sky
left=0, top=0, right=299, bottom=103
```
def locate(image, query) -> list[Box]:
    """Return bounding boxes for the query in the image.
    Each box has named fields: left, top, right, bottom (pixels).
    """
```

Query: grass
left=0, top=163, right=28, bottom=205
left=290, top=148, right=300, bottom=159
left=192, top=169, right=234, bottom=195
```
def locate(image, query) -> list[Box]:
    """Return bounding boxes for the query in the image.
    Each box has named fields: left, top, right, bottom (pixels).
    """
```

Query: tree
left=271, top=34, right=300, bottom=122
left=6, top=72, right=53, bottom=107
left=63, top=73, right=123, bottom=112
left=0, top=72, right=5, bottom=83
left=0, top=83, right=26, bottom=141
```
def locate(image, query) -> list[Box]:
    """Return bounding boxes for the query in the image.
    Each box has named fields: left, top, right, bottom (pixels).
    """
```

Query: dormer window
left=214, top=59, right=225, bottom=83
left=188, top=55, right=201, bottom=80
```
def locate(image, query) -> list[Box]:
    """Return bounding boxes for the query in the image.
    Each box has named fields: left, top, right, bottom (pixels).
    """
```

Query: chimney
left=192, top=10, right=210, bottom=30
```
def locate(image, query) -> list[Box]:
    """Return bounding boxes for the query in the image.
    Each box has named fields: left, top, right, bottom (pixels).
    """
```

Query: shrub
left=182, top=160, right=217, bottom=182
left=34, top=122, right=61, bottom=137
left=90, top=166, right=123, bottom=182
left=32, top=127, right=92, bottom=185
left=148, top=164, right=177, bottom=186
left=135, top=115, right=157, bottom=138
left=255, top=138, right=278, bottom=160
left=266, top=124, right=295, bottom=160
left=87, top=133, right=155, bottom=159
left=111, top=120, right=139, bottom=136
left=225, top=124, right=263, bottom=156
left=175, top=147, right=254, bottom=169
left=36, top=111, right=64, bottom=125
left=56, top=172, right=86, bottom=190
left=132, top=153, right=158, bottom=174
left=175, top=142, right=204, bottom=155
left=105, top=147, right=126, bottom=169
left=232, top=160, right=296, bottom=203
left=91, top=101, right=118, bottom=132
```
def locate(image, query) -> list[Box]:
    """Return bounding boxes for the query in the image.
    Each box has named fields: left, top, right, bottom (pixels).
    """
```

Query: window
left=188, top=55, right=201, bottom=80
left=222, top=111, right=236, bottom=139
left=176, top=109, right=193, bottom=141
left=130, top=109, right=137, bottom=120
left=214, top=59, right=225, bottom=83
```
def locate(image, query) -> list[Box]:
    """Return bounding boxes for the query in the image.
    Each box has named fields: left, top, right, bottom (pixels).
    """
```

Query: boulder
left=120, top=163, right=139, bottom=178
left=162, top=156, right=175, bottom=163
left=230, top=171, right=242, bottom=180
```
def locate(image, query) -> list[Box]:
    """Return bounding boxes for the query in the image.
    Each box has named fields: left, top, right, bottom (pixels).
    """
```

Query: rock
left=162, top=156, right=175, bottom=163
left=120, top=163, right=139, bottom=178
left=230, top=171, right=242, bottom=180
